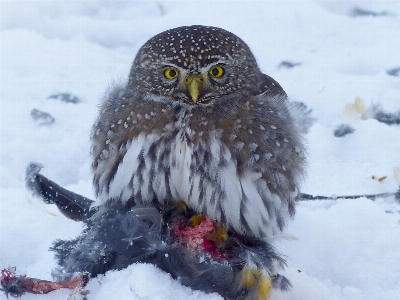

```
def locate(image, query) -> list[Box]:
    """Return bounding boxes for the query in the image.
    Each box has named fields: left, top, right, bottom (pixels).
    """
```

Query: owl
left=91, top=25, right=306, bottom=240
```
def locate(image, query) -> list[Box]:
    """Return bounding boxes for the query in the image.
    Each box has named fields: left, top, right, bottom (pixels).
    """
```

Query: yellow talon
left=205, top=225, right=228, bottom=247
left=190, top=214, right=205, bottom=227
left=257, top=273, right=272, bottom=300
left=175, top=200, right=188, bottom=213
left=215, top=225, right=228, bottom=246
left=241, top=267, right=258, bottom=288
left=241, top=267, right=272, bottom=300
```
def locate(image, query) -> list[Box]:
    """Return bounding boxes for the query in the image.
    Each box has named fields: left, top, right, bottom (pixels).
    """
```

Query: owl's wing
left=261, top=73, right=315, bottom=134
left=260, top=74, right=287, bottom=97
left=287, top=100, right=315, bottom=134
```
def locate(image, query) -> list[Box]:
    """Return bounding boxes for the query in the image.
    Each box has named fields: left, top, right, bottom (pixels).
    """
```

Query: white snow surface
left=1, top=1, right=400, bottom=299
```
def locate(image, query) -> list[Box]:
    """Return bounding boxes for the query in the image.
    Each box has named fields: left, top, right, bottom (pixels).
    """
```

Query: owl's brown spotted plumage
left=91, top=25, right=306, bottom=240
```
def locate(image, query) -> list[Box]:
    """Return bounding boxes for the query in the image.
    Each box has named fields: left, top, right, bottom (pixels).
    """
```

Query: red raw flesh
left=171, top=217, right=228, bottom=259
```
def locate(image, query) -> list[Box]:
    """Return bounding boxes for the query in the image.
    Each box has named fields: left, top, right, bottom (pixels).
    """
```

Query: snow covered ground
left=1, top=1, right=400, bottom=299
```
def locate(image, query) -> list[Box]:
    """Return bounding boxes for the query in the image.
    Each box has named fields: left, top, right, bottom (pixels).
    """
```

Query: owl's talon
left=240, top=267, right=272, bottom=300
left=175, top=200, right=188, bottom=213
left=257, top=272, right=272, bottom=300
left=205, top=225, right=228, bottom=248
left=189, top=214, right=205, bottom=227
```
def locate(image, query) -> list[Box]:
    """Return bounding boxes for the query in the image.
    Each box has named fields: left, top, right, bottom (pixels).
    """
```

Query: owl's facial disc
left=162, top=66, right=206, bottom=103
left=163, top=67, right=219, bottom=105
left=179, top=72, right=220, bottom=104
left=165, top=64, right=226, bottom=105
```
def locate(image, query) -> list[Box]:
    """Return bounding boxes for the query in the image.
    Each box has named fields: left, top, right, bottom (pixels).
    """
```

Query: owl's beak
left=185, top=74, right=204, bottom=103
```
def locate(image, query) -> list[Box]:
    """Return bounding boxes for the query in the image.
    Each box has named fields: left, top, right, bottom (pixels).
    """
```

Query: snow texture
left=1, top=1, right=400, bottom=299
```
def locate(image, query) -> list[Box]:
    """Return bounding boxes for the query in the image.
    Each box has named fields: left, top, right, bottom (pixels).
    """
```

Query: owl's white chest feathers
left=99, top=124, right=291, bottom=239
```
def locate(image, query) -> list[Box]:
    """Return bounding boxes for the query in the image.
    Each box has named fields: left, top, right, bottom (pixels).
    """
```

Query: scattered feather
left=370, top=104, right=400, bottom=125
left=394, top=167, right=400, bottom=187
left=278, top=61, right=301, bottom=69
left=386, top=67, right=400, bottom=77
left=350, top=7, right=389, bottom=17
left=333, top=124, right=355, bottom=137
left=30, top=109, right=55, bottom=125
left=48, top=93, right=81, bottom=104
left=341, top=97, right=366, bottom=121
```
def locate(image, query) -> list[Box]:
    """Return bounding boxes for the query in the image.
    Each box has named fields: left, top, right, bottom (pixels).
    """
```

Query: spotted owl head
left=128, top=25, right=265, bottom=105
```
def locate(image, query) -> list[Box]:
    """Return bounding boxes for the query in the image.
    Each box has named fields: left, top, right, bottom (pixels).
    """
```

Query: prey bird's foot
left=0, top=268, right=89, bottom=298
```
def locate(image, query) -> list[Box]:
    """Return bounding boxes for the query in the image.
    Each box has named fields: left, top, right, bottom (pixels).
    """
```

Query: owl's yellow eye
left=209, top=65, right=224, bottom=78
left=164, top=67, right=179, bottom=80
